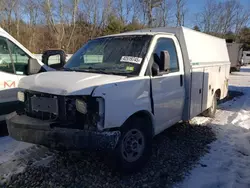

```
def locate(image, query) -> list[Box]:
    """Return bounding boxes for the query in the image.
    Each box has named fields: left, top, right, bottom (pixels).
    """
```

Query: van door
left=150, top=35, right=185, bottom=134
left=0, top=36, right=21, bottom=119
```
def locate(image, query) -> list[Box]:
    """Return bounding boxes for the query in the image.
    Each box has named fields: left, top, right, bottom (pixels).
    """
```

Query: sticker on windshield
left=126, top=66, right=134, bottom=71
left=120, top=56, right=142, bottom=64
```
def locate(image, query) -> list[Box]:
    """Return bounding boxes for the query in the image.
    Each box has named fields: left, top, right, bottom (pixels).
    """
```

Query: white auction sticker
left=120, top=56, right=142, bottom=64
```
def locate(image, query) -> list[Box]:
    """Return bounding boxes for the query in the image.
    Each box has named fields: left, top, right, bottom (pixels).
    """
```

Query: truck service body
left=6, top=27, right=230, bottom=171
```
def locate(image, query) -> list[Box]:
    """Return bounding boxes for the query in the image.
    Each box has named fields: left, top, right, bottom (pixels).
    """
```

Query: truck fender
left=120, top=110, right=155, bottom=136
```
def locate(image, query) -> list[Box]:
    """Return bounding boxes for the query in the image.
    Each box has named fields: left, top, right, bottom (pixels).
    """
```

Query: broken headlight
left=75, top=97, right=105, bottom=130
left=75, top=99, right=87, bottom=114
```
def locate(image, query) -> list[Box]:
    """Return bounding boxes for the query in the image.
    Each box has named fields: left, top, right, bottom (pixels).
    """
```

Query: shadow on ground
left=0, top=122, right=8, bottom=137
left=218, top=90, right=244, bottom=105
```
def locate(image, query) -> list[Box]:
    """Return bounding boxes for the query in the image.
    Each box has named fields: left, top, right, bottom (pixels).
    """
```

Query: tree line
left=0, top=0, right=249, bottom=53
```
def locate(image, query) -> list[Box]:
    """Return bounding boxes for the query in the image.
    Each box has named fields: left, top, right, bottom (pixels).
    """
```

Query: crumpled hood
left=18, top=71, right=126, bottom=95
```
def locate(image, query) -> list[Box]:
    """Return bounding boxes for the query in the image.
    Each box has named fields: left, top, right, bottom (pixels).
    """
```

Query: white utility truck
left=0, top=28, right=67, bottom=122
left=226, top=42, right=243, bottom=72
left=7, top=27, right=230, bottom=172
left=242, top=51, right=250, bottom=65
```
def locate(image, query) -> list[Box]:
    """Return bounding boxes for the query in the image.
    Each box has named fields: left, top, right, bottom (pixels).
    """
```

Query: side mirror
left=42, top=49, right=66, bottom=70
left=152, top=62, right=160, bottom=76
left=27, top=58, right=42, bottom=75
left=160, top=51, right=170, bottom=72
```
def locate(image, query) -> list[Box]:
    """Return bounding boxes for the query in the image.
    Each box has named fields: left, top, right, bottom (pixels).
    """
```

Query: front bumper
left=6, top=113, right=120, bottom=150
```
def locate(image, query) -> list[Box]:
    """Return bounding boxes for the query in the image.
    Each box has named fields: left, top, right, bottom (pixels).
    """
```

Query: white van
left=0, top=28, right=67, bottom=122
left=7, top=27, right=230, bottom=172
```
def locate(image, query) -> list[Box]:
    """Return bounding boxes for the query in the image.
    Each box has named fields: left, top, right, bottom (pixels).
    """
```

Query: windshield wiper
left=64, top=67, right=74, bottom=71
left=64, top=67, right=132, bottom=76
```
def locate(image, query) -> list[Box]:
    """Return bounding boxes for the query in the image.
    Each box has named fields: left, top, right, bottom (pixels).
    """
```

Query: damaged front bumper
left=6, top=112, right=121, bottom=150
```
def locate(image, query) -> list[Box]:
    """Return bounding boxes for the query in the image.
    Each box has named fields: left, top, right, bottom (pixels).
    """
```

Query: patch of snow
left=0, top=137, right=33, bottom=164
left=190, top=116, right=210, bottom=125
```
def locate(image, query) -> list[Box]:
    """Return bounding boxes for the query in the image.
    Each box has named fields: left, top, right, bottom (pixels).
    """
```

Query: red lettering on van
left=4, top=80, right=15, bottom=88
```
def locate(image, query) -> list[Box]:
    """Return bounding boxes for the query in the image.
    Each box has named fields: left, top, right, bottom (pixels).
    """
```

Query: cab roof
left=96, top=27, right=178, bottom=39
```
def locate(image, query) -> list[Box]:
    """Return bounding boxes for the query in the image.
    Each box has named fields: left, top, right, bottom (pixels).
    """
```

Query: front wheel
left=114, top=117, right=152, bottom=173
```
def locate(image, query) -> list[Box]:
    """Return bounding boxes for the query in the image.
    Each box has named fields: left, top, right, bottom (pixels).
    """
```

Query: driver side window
left=153, top=38, right=179, bottom=73
left=0, top=37, right=14, bottom=74
left=8, top=40, right=30, bottom=75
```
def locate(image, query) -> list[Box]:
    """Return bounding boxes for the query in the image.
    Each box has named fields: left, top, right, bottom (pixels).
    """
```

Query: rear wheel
left=202, top=94, right=217, bottom=118
left=114, top=117, right=152, bottom=173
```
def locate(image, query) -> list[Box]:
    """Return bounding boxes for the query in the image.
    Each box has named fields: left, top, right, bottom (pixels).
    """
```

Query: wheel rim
left=121, top=129, right=145, bottom=163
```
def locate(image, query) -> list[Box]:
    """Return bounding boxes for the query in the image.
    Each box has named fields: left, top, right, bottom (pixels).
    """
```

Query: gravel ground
left=1, top=122, right=216, bottom=188
left=0, top=91, right=243, bottom=188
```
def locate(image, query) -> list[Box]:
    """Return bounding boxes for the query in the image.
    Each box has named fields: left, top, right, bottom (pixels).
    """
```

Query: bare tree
left=196, top=0, right=250, bottom=35
left=66, top=0, right=79, bottom=51
left=114, top=0, right=133, bottom=23
left=0, top=0, right=18, bottom=33
left=175, top=0, right=186, bottom=26
left=58, top=0, right=65, bottom=48
left=139, top=0, right=163, bottom=27
left=154, top=0, right=174, bottom=27
left=24, top=0, right=40, bottom=50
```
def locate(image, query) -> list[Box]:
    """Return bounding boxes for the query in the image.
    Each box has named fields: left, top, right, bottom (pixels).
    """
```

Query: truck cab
left=0, top=28, right=66, bottom=121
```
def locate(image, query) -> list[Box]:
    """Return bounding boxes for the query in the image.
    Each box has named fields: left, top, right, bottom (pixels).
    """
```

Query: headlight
left=76, top=99, right=87, bottom=114
left=17, top=91, right=25, bottom=102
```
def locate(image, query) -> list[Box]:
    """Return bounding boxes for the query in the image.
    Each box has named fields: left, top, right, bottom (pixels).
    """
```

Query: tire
left=202, top=94, right=217, bottom=118
left=114, top=117, right=152, bottom=173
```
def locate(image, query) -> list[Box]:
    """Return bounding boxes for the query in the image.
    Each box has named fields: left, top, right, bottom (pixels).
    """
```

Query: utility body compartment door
left=150, top=35, right=185, bottom=135
left=190, top=67, right=204, bottom=118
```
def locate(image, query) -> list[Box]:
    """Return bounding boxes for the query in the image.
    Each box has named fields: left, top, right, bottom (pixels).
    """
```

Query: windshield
left=64, top=35, right=152, bottom=76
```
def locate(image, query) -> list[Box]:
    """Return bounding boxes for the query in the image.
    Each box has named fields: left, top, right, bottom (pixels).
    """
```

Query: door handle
left=180, top=75, right=183, bottom=86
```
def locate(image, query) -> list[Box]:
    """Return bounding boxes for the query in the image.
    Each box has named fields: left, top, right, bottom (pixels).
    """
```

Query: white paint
left=92, top=76, right=152, bottom=130
left=149, top=34, right=185, bottom=134
left=182, top=27, right=230, bottom=64
left=18, top=71, right=126, bottom=96
left=190, top=67, right=204, bottom=118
